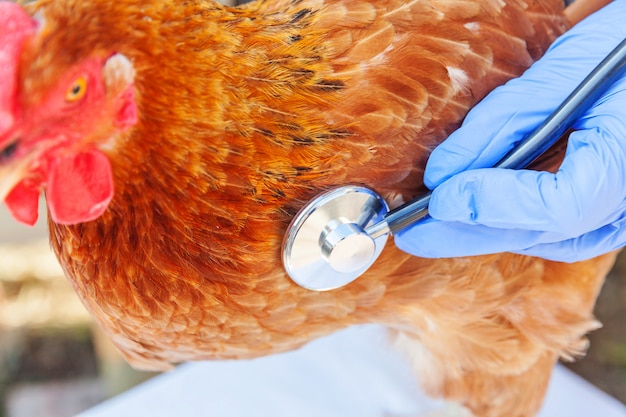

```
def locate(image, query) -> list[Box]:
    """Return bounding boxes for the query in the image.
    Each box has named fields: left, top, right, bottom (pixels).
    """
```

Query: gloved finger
left=427, top=128, right=626, bottom=236
left=574, top=77, right=626, bottom=136
left=394, top=213, right=626, bottom=262
left=424, top=3, right=626, bottom=189
left=514, top=215, right=626, bottom=262
left=393, top=216, right=565, bottom=259
left=424, top=81, right=567, bottom=188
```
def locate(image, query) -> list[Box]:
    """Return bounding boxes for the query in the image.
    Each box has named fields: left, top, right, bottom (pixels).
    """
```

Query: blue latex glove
left=395, top=0, right=626, bottom=263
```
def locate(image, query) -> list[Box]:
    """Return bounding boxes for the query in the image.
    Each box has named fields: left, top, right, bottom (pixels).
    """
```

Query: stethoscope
left=282, top=38, right=626, bottom=292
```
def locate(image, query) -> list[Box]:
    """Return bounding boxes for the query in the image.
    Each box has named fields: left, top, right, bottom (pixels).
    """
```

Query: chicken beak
left=0, top=151, right=35, bottom=202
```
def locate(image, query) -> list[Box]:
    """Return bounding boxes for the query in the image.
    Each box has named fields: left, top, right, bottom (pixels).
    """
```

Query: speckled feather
left=16, top=0, right=617, bottom=416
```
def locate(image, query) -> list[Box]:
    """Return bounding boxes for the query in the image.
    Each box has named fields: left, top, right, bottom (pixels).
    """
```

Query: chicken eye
left=66, top=76, right=87, bottom=102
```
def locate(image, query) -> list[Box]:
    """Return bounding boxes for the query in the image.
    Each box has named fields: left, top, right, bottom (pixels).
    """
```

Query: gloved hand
left=394, top=0, right=626, bottom=263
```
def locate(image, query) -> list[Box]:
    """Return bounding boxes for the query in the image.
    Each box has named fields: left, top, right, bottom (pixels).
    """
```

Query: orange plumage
left=0, top=0, right=618, bottom=416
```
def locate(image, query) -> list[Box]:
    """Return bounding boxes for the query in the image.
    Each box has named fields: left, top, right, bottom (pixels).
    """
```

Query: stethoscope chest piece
left=281, top=186, right=389, bottom=291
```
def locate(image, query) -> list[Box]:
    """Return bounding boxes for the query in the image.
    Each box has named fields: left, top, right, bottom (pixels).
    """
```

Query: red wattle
left=46, top=150, right=114, bottom=225
left=5, top=182, right=40, bottom=226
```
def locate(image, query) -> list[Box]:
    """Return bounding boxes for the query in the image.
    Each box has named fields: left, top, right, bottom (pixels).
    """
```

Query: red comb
left=0, top=2, right=36, bottom=51
left=0, top=2, right=37, bottom=133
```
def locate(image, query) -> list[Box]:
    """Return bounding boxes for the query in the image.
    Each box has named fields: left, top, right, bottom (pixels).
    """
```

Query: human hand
left=394, top=0, right=626, bottom=262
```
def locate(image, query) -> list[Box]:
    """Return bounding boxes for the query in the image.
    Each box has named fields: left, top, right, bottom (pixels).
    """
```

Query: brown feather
left=10, top=0, right=616, bottom=416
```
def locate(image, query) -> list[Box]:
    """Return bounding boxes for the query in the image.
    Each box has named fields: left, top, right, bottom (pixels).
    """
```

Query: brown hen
left=0, top=0, right=618, bottom=416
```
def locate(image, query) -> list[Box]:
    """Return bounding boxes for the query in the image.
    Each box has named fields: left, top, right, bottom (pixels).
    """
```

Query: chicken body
left=0, top=0, right=618, bottom=416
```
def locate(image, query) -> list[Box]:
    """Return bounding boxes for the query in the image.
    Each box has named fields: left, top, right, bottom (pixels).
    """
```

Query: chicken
left=0, top=0, right=618, bottom=416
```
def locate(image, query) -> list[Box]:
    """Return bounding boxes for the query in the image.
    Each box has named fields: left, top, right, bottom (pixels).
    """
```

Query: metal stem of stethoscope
left=282, top=38, right=626, bottom=291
